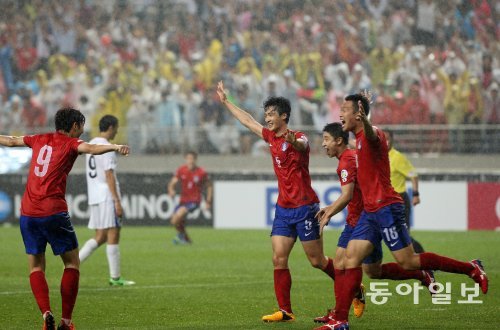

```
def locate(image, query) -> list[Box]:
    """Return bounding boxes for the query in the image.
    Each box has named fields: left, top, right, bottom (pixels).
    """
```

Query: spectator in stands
left=155, top=88, right=182, bottom=154
left=15, top=37, right=39, bottom=82
left=483, top=82, right=499, bottom=124
left=403, top=81, right=431, bottom=124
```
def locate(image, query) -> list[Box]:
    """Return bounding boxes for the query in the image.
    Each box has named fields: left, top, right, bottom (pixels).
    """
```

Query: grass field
left=0, top=226, right=498, bottom=329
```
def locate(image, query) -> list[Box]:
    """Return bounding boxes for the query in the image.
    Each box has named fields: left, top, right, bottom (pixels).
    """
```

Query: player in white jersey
left=79, top=115, right=135, bottom=286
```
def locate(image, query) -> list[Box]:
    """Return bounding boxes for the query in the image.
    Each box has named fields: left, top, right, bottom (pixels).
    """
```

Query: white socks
left=79, top=239, right=121, bottom=279
left=106, top=244, right=121, bottom=279
left=79, top=239, right=99, bottom=262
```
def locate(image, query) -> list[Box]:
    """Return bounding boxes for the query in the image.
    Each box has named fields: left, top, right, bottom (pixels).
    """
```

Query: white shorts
left=88, top=200, right=121, bottom=229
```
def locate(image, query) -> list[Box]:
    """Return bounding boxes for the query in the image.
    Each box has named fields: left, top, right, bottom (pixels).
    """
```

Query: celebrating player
left=314, top=122, right=367, bottom=322
left=79, top=115, right=135, bottom=286
left=315, top=93, right=488, bottom=330
left=216, top=81, right=336, bottom=323
left=314, top=122, right=435, bottom=326
left=0, top=108, right=129, bottom=330
left=168, top=151, right=213, bottom=244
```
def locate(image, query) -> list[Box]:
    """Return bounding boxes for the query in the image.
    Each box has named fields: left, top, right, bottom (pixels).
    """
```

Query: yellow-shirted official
left=386, top=134, right=420, bottom=206
left=384, top=130, right=424, bottom=253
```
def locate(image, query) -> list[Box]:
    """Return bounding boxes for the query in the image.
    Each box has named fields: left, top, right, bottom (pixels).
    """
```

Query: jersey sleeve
left=262, top=127, right=271, bottom=143
left=69, top=138, right=84, bottom=152
left=23, top=135, right=36, bottom=147
left=174, top=166, right=182, bottom=178
left=102, top=151, right=117, bottom=171
left=338, top=155, right=357, bottom=186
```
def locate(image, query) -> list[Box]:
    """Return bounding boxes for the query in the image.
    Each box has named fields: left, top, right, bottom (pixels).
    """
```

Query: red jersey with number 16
left=262, top=128, right=319, bottom=208
left=337, top=148, right=363, bottom=226
left=22, top=132, right=83, bottom=217
left=175, top=165, right=208, bottom=204
left=355, top=127, right=402, bottom=212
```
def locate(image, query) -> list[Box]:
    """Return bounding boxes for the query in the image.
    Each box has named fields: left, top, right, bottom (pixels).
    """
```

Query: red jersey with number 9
left=262, top=128, right=319, bottom=208
left=22, top=132, right=83, bottom=216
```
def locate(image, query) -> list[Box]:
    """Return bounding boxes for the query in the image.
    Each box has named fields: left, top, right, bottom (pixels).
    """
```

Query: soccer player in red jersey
left=216, top=81, right=336, bottom=323
left=315, top=93, right=488, bottom=330
left=314, top=123, right=435, bottom=327
left=314, top=122, right=367, bottom=322
left=0, top=108, right=130, bottom=330
left=168, top=150, right=213, bottom=244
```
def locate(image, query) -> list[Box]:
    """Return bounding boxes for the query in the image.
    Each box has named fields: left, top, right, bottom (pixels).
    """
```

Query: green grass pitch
left=0, top=226, right=498, bottom=329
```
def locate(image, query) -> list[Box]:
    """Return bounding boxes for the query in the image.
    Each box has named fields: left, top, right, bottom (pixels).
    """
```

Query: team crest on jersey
left=357, top=141, right=362, bottom=150
left=193, top=175, right=199, bottom=183
left=341, top=169, right=348, bottom=182
left=281, top=142, right=288, bottom=151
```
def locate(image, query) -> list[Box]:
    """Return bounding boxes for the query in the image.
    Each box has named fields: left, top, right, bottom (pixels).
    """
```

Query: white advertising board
left=214, top=181, right=467, bottom=231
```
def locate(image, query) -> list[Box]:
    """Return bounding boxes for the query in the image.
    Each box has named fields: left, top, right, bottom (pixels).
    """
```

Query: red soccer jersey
left=262, top=128, right=319, bottom=208
left=175, top=165, right=208, bottom=204
left=22, top=132, right=83, bottom=216
left=355, top=127, right=403, bottom=212
left=337, top=149, right=363, bottom=227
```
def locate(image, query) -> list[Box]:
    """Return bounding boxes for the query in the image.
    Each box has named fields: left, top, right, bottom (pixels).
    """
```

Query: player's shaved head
left=345, top=94, right=370, bottom=116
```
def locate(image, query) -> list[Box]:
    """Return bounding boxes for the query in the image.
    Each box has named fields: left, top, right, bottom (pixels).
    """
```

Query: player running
left=0, top=108, right=129, bottom=330
left=314, top=122, right=434, bottom=326
left=314, top=122, right=367, bottom=322
left=79, top=115, right=135, bottom=286
left=168, top=150, right=212, bottom=244
left=315, top=92, right=488, bottom=330
left=216, top=81, right=336, bottom=323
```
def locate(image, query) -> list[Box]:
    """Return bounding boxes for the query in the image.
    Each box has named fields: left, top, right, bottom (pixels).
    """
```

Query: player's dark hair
left=345, top=93, right=370, bottom=116
left=99, top=115, right=119, bottom=132
left=263, top=96, right=291, bottom=123
left=323, top=122, right=349, bottom=145
left=185, top=150, right=198, bottom=158
left=55, top=108, right=85, bottom=132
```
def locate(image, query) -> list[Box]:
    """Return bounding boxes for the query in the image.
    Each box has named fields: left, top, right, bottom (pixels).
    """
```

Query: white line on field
left=0, top=280, right=272, bottom=296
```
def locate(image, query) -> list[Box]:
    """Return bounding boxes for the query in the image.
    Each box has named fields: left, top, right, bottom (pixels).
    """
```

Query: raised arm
left=0, top=135, right=27, bottom=147
left=216, top=81, right=264, bottom=139
left=356, top=100, right=378, bottom=142
left=78, top=142, right=130, bottom=156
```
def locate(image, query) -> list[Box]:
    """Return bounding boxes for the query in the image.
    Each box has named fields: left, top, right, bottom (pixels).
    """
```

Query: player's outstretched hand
left=355, top=100, right=368, bottom=122
left=115, top=145, right=130, bottom=156
left=216, top=81, right=227, bottom=103
left=284, top=129, right=296, bottom=144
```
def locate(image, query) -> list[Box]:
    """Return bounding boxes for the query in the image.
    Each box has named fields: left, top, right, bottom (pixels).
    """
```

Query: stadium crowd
left=0, top=0, right=498, bottom=154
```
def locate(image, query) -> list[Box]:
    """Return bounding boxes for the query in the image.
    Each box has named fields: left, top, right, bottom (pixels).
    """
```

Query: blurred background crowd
left=0, top=0, right=499, bottom=155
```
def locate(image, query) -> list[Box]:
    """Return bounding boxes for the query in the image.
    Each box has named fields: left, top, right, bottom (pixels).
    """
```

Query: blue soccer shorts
left=175, top=202, right=200, bottom=213
left=350, top=203, right=412, bottom=264
left=271, top=203, right=320, bottom=242
left=337, top=223, right=355, bottom=249
left=20, top=212, right=78, bottom=256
